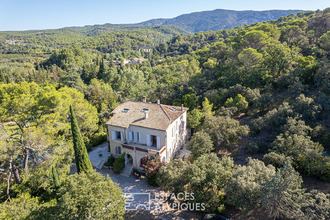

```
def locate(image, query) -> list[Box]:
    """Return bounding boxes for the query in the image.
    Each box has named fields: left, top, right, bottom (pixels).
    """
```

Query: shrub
left=85, top=132, right=107, bottom=151
left=293, top=94, right=322, bottom=121
left=141, top=155, right=165, bottom=186
left=113, top=153, right=125, bottom=174
left=216, top=106, right=238, bottom=116
left=203, top=115, right=249, bottom=147
left=320, top=131, right=330, bottom=148
left=225, top=84, right=260, bottom=103
left=253, top=93, right=272, bottom=111
left=295, top=150, right=330, bottom=182
left=256, top=141, right=269, bottom=153
left=158, top=154, right=235, bottom=213
left=272, top=134, right=323, bottom=158
left=258, top=162, right=307, bottom=219
left=188, top=131, right=214, bottom=158
left=283, top=117, right=312, bottom=137
left=56, top=170, right=125, bottom=219
left=226, top=158, right=276, bottom=211
left=316, top=92, right=330, bottom=113
left=288, top=79, right=305, bottom=95
left=224, top=94, right=249, bottom=111
left=246, top=143, right=259, bottom=154
left=105, top=155, right=115, bottom=167
left=251, top=102, right=294, bottom=135
left=263, top=152, right=293, bottom=168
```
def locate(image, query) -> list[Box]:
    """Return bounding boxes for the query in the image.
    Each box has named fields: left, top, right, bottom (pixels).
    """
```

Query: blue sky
left=0, top=0, right=328, bottom=31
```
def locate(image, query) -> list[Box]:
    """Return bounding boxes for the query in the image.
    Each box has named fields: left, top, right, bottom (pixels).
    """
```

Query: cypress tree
left=51, top=165, right=60, bottom=190
left=70, top=105, right=93, bottom=173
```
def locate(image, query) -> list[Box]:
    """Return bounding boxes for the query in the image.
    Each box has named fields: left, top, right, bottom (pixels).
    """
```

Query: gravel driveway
left=97, top=167, right=192, bottom=219
left=98, top=167, right=166, bottom=210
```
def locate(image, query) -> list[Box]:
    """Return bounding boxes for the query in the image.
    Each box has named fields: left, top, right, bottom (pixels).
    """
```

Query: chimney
left=142, top=96, right=146, bottom=103
left=181, top=104, right=183, bottom=111
left=157, top=99, right=160, bottom=104
left=144, top=111, right=148, bottom=119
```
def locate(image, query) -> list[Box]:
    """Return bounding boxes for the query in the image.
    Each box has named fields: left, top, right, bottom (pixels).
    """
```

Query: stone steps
left=121, top=163, right=133, bottom=177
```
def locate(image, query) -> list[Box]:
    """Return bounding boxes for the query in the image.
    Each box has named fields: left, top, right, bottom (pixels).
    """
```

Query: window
left=170, top=107, right=176, bottom=111
left=142, top=108, right=149, bottom=112
left=111, top=131, right=122, bottom=141
left=136, top=132, right=140, bottom=142
left=147, top=135, right=160, bottom=148
left=115, top=146, right=121, bottom=155
left=151, top=135, right=157, bottom=147
left=129, top=131, right=134, bottom=141
left=122, top=108, right=129, bottom=113
left=116, top=131, right=121, bottom=140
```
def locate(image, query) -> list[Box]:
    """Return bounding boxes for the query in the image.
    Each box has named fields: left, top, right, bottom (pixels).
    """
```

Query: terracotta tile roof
left=106, top=101, right=188, bottom=131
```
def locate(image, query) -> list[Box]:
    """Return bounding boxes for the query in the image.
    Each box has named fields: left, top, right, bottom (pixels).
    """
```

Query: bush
left=226, top=158, right=276, bottom=211
left=203, top=116, right=249, bottom=147
left=224, top=94, right=249, bottom=111
left=216, top=106, right=238, bottom=117
left=263, top=152, right=293, bottom=168
left=225, top=84, right=260, bottom=103
left=113, top=153, right=125, bottom=174
left=321, top=131, right=330, bottom=149
left=141, top=155, right=164, bottom=186
left=105, top=155, right=115, bottom=167
left=257, top=141, right=269, bottom=153
left=272, top=134, right=323, bottom=158
left=295, top=150, right=330, bottom=182
left=188, top=131, right=214, bottom=158
left=251, top=102, right=294, bottom=135
left=246, top=143, right=259, bottom=154
left=293, top=94, right=322, bottom=121
left=85, top=132, right=107, bottom=151
left=253, top=93, right=272, bottom=111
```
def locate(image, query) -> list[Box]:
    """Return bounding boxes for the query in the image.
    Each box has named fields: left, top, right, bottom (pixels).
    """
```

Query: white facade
left=106, top=101, right=187, bottom=170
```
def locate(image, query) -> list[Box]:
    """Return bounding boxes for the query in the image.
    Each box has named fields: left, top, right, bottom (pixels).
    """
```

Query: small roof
left=106, top=101, right=188, bottom=131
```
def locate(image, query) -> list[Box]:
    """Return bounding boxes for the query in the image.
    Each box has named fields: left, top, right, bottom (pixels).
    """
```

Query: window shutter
left=146, top=135, right=151, bottom=147
left=157, top=136, right=161, bottom=149
left=111, top=131, right=116, bottom=140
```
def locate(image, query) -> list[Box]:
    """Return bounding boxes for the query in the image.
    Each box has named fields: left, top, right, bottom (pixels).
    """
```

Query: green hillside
left=0, top=25, right=189, bottom=54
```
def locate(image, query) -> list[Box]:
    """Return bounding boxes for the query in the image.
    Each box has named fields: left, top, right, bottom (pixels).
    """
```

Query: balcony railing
left=122, top=141, right=166, bottom=155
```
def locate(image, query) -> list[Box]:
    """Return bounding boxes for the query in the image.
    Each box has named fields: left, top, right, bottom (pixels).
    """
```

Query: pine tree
left=70, top=105, right=93, bottom=173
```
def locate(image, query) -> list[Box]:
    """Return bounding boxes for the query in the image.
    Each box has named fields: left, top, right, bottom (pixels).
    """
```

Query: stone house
left=106, top=97, right=188, bottom=170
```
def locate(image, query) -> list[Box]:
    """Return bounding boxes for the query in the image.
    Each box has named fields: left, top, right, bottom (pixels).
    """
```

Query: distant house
left=139, top=47, right=153, bottom=53
left=123, top=58, right=146, bottom=66
left=112, top=59, right=121, bottom=68
left=106, top=97, right=188, bottom=170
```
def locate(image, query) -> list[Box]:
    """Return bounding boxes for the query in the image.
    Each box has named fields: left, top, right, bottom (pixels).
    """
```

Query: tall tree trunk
left=11, top=161, right=21, bottom=184
left=24, top=149, right=29, bottom=171
left=6, top=158, right=13, bottom=202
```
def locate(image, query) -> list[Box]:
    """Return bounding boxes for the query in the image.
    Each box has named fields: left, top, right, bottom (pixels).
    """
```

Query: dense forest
left=0, top=25, right=188, bottom=54
left=0, top=8, right=329, bottom=219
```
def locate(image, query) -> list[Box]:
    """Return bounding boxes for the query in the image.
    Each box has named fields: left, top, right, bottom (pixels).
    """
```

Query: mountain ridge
left=136, top=9, right=304, bottom=33
left=0, top=9, right=305, bottom=34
